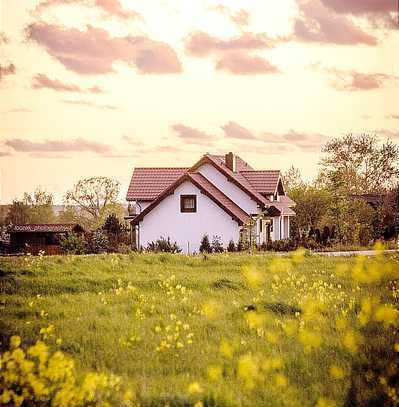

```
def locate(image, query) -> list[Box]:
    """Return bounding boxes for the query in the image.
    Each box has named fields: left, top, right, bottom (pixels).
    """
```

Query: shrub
left=199, top=235, right=211, bottom=253
left=60, top=233, right=86, bottom=255
left=146, top=237, right=181, bottom=253
left=87, top=230, right=109, bottom=254
left=227, top=240, right=236, bottom=252
left=211, top=235, right=224, bottom=253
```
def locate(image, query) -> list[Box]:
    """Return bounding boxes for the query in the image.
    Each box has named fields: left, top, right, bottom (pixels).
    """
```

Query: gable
left=132, top=173, right=252, bottom=226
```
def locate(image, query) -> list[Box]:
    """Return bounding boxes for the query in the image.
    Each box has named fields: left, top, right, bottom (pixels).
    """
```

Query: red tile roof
left=192, top=155, right=270, bottom=207
left=132, top=172, right=252, bottom=226
left=126, top=167, right=189, bottom=201
left=209, top=154, right=255, bottom=171
left=240, top=170, right=281, bottom=194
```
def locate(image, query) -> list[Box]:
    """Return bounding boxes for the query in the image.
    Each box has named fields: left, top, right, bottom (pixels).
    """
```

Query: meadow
left=1, top=251, right=398, bottom=406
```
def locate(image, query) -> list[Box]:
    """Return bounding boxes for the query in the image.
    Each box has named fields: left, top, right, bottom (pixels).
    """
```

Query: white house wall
left=138, top=181, right=240, bottom=254
left=197, top=164, right=259, bottom=214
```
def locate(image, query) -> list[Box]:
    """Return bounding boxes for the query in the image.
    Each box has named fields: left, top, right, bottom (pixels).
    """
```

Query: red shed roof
left=9, top=224, right=81, bottom=233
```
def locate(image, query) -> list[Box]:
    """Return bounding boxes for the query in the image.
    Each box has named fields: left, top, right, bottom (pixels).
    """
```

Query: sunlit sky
left=0, top=0, right=398, bottom=203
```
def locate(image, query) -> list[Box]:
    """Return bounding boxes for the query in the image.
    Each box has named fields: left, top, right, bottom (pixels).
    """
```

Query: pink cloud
left=26, top=23, right=182, bottom=75
left=0, top=63, right=15, bottom=81
left=216, top=52, right=280, bottom=75
left=172, top=124, right=216, bottom=145
left=35, top=0, right=140, bottom=20
left=318, top=66, right=399, bottom=91
left=320, top=0, right=397, bottom=28
left=62, top=99, right=118, bottom=109
left=294, top=0, right=378, bottom=45
left=185, top=31, right=275, bottom=57
left=32, top=73, right=104, bottom=93
left=5, top=137, right=112, bottom=154
left=211, top=5, right=250, bottom=28
left=222, top=121, right=257, bottom=140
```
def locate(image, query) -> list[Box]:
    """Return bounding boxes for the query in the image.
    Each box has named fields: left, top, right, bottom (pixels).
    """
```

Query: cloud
left=185, top=31, right=275, bottom=57
left=0, top=151, right=12, bottom=157
left=221, top=121, right=257, bottom=140
left=3, top=108, right=33, bottom=113
left=376, top=129, right=399, bottom=140
left=315, top=65, right=399, bottom=91
left=35, top=0, right=140, bottom=20
left=386, top=114, right=399, bottom=120
left=5, top=137, right=112, bottom=154
left=294, top=0, right=378, bottom=45
left=26, top=22, right=182, bottom=75
left=62, top=99, right=118, bottom=110
left=32, top=73, right=105, bottom=93
left=122, top=135, right=145, bottom=146
left=210, top=5, right=250, bottom=28
left=216, top=52, right=280, bottom=75
left=320, top=0, right=397, bottom=28
left=171, top=124, right=216, bottom=145
left=0, top=63, right=16, bottom=82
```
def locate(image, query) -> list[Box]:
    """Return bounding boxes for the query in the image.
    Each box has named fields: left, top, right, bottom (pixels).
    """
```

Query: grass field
left=1, top=252, right=398, bottom=406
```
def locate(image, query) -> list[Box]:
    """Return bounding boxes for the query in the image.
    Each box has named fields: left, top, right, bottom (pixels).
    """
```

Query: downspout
left=135, top=201, right=142, bottom=251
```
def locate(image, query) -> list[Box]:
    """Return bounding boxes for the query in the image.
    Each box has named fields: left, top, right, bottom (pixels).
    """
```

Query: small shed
left=8, top=224, right=84, bottom=255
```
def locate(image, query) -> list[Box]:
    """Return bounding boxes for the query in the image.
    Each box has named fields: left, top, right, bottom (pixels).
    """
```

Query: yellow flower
left=374, top=305, right=399, bottom=326
left=394, top=343, right=399, bottom=352
left=316, top=398, right=336, bottom=407
left=246, top=312, right=265, bottom=329
left=187, top=382, right=203, bottom=394
left=298, top=329, right=321, bottom=351
left=10, top=335, right=21, bottom=349
left=202, top=300, right=219, bottom=319
left=275, top=373, right=288, bottom=387
left=343, top=331, right=360, bottom=354
left=329, top=365, right=346, bottom=379
left=207, top=365, right=223, bottom=381
left=242, top=264, right=264, bottom=288
left=219, top=339, right=234, bottom=359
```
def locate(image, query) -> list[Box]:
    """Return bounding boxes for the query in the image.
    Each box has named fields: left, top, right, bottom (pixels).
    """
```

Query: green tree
left=5, top=200, right=31, bottom=224
left=319, top=133, right=399, bottom=194
left=65, top=177, right=121, bottom=226
left=22, top=188, right=56, bottom=223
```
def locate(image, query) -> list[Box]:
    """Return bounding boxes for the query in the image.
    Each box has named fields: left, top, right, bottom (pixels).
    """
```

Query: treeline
left=284, top=133, right=399, bottom=248
left=0, top=176, right=125, bottom=230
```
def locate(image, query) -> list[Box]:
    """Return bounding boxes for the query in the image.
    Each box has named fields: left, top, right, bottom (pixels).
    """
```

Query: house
left=8, top=223, right=84, bottom=255
left=126, top=153, right=295, bottom=253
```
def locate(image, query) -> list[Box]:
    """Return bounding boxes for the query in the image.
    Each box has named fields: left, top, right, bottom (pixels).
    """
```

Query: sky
left=0, top=0, right=398, bottom=203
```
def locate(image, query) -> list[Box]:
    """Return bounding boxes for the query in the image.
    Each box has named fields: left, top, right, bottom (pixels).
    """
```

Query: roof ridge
left=240, top=170, right=281, bottom=173
left=134, top=167, right=189, bottom=170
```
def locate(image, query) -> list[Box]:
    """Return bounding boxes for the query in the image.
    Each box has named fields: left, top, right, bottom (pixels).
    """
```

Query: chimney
left=225, top=152, right=236, bottom=172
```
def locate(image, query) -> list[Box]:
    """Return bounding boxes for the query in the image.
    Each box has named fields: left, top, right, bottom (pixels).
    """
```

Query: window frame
left=180, top=194, right=197, bottom=213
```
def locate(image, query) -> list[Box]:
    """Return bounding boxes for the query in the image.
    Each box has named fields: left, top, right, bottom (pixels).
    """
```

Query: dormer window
left=180, top=195, right=197, bottom=213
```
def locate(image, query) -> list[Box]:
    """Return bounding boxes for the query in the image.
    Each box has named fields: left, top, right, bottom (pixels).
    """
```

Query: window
left=180, top=195, right=197, bottom=213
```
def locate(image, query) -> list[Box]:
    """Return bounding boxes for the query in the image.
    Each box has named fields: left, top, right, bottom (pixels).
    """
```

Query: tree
left=199, top=235, right=211, bottom=253
left=65, top=177, right=120, bottom=225
left=22, top=188, right=56, bottom=223
left=283, top=166, right=305, bottom=191
left=319, top=133, right=399, bottom=194
left=5, top=200, right=30, bottom=224
left=288, top=184, right=332, bottom=239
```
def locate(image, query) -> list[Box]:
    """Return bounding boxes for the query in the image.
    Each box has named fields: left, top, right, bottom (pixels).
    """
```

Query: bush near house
left=146, top=237, right=182, bottom=253
left=199, top=234, right=212, bottom=253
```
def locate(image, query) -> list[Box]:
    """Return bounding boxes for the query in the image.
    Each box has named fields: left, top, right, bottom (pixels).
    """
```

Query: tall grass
left=0, top=251, right=398, bottom=406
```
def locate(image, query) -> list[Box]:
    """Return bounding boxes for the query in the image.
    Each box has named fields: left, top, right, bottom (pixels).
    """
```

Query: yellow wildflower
left=207, top=365, right=223, bottom=381
left=10, top=335, right=21, bottom=349
left=187, top=382, right=203, bottom=394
